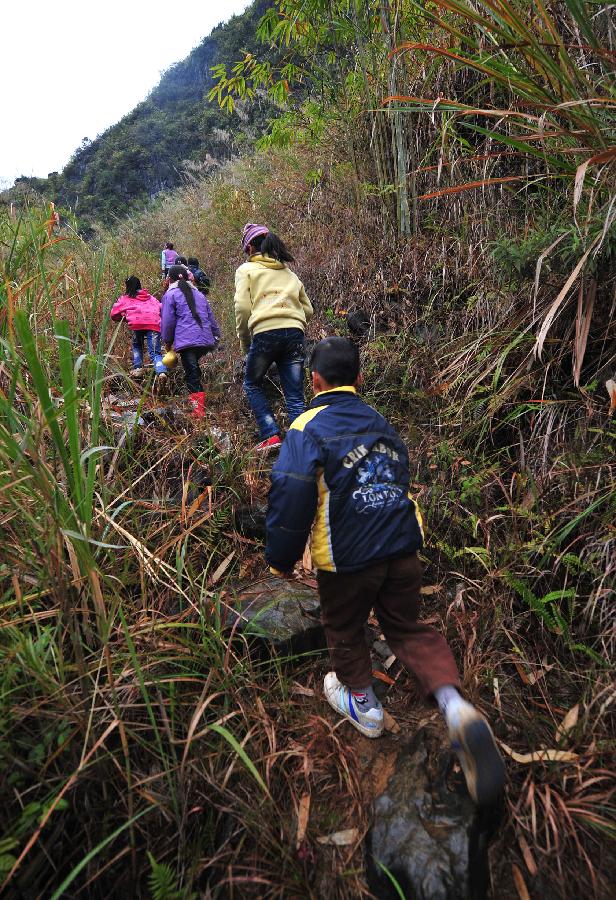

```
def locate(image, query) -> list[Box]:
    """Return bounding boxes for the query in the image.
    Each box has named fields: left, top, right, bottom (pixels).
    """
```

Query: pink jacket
left=110, top=289, right=162, bottom=332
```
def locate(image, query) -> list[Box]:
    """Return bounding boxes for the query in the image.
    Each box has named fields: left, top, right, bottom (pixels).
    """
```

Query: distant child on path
left=266, top=337, right=505, bottom=806
left=162, top=260, right=195, bottom=294
left=161, top=265, right=221, bottom=418
left=111, top=276, right=167, bottom=380
left=161, top=242, right=178, bottom=277
left=187, top=257, right=211, bottom=292
left=234, top=223, right=313, bottom=452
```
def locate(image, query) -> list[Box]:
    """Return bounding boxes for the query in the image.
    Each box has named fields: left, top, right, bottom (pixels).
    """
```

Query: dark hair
left=250, top=231, right=294, bottom=263
left=309, top=337, right=360, bottom=387
left=165, top=242, right=174, bottom=249
left=187, top=257, right=198, bottom=267
left=176, top=255, right=188, bottom=266
left=125, top=275, right=141, bottom=298
left=168, top=265, right=202, bottom=326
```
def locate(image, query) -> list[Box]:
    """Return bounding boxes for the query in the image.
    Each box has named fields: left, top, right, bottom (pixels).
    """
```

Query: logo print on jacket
left=352, top=452, right=403, bottom=513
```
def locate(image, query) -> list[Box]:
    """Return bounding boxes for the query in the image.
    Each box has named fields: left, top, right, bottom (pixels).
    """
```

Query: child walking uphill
left=235, top=223, right=313, bottom=452
left=110, top=276, right=167, bottom=380
left=161, top=265, right=220, bottom=418
left=161, top=242, right=178, bottom=277
left=266, top=337, right=505, bottom=806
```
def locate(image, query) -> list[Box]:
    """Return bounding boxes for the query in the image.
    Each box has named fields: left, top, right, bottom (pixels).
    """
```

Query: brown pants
left=317, top=553, right=460, bottom=696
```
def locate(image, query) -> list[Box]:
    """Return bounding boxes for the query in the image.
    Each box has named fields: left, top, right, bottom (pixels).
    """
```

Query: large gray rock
left=226, top=577, right=325, bottom=656
left=233, top=504, right=267, bottom=541
left=367, top=728, right=496, bottom=900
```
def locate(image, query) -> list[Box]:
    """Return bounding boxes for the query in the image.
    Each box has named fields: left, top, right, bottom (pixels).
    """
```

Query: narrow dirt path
left=102, top=354, right=507, bottom=899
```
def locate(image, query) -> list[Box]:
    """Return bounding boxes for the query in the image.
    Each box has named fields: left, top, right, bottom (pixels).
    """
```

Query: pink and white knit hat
left=242, top=222, right=269, bottom=252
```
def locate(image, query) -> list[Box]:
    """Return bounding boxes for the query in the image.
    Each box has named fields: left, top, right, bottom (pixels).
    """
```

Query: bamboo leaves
left=386, top=0, right=615, bottom=375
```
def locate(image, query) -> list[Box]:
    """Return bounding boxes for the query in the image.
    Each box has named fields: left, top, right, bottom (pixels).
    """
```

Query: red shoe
left=189, top=391, right=206, bottom=419
left=254, top=435, right=282, bottom=452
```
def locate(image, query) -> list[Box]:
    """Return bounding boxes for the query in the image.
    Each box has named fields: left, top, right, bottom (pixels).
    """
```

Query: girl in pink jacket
left=110, top=276, right=167, bottom=378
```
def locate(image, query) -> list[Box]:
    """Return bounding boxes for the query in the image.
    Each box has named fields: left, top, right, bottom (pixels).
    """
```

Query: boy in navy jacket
left=266, top=337, right=504, bottom=805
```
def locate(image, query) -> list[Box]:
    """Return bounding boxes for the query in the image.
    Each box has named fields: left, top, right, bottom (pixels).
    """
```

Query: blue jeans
left=243, top=328, right=306, bottom=439
left=131, top=330, right=166, bottom=374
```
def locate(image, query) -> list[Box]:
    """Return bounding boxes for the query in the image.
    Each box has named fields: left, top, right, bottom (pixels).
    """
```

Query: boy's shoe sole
left=450, top=711, right=505, bottom=806
left=323, top=672, right=384, bottom=739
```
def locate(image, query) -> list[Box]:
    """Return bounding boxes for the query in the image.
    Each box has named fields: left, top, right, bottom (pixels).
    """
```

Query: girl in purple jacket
left=161, top=266, right=221, bottom=418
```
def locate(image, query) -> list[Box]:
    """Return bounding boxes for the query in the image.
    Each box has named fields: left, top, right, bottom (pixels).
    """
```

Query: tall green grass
left=386, top=0, right=615, bottom=369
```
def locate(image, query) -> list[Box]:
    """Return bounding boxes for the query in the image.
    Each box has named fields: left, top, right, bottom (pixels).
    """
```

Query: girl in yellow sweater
left=235, top=224, right=313, bottom=451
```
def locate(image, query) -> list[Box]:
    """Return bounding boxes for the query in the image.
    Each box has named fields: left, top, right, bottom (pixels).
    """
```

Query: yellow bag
left=162, top=350, right=178, bottom=369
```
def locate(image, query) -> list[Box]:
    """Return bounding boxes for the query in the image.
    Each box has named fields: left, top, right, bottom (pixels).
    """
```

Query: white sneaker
left=323, top=672, right=384, bottom=738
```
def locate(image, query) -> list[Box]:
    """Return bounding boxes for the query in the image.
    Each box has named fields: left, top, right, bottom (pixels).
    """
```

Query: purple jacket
left=161, top=284, right=221, bottom=351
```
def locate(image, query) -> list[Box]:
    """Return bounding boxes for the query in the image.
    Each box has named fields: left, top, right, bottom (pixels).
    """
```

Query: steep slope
left=9, top=1, right=272, bottom=226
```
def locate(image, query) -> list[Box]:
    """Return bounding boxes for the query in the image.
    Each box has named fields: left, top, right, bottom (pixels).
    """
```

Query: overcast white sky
left=0, top=0, right=250, bottom=187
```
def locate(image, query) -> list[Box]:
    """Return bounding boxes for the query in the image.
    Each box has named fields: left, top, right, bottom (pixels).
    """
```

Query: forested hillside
left=5, top=1, right=272, bottom=225
left=0, top=1, right=614, bottom=898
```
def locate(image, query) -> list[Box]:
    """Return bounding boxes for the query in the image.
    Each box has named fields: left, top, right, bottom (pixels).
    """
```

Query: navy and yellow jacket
left=266, top=387, right=424, bottom=573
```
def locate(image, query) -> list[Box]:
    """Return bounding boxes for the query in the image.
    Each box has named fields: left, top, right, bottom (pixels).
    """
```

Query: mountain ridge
left=4, top=1, right=272, bottom=227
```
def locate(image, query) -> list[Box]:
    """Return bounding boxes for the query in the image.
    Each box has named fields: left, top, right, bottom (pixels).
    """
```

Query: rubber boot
left=189, top=391, right=206, bottom=419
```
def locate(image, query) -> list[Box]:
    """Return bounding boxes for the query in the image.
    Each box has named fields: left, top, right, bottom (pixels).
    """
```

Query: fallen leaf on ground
left=300, top=577, right=318, bottom=588
left=186, top=487, right=211, bottom=519
left=526, top=666, right=552, bottom=685
left=209, top=551, right=235, bottom=585
left=555, top=703, right=579, bottom=742
left=383, top=710, right=401, bottom=734
left=500, top=742, right=579, bottom=763
left=514, top=662, right=530, bottom=685
left=513, top=661, right=552, bottom=685
left=493, top=677, right=501, bottom=713
left=426, top=381, right=451, bottom=396
left=420, top=584, right=440, bottom=595
left=296, top=793, right=310, bottom=849
left=606, top=378, right=616, bottom=413
left=317, top=828, right=359, bottom=846
left=291, top=682, right=315, bottom=697
left=372, top=669, right=395, bottom=686
left=518, top=834, right=538, bottom=876
left=512, top=863, right=531, bottom=900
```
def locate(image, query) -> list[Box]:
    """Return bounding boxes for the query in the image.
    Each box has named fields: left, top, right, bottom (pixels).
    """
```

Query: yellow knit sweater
left=234, top=254, right=313, bottom=351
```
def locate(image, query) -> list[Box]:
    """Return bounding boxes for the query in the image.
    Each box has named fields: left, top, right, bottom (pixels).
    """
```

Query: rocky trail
left=100, top=355, right=503, bottom=900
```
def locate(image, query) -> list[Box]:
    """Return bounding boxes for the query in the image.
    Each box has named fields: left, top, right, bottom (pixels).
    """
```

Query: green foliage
left=1, top=203, right=344, bottom=897
left=503, top=575, right=572, bottom=636
left=1, top=0, right=614, bottom=885
left=491, top=222, right=579, bottom=281
left=389, top=0, right=615, bottom=355
left=0, top=838, right=18, bottom=876
left=148, top=854, right=196, bottom=900
left=209, top=1, right=430, bottom=233
left=492, top=214, right=616, bottom=282
left=374, top=860, right=407, bottom=899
